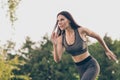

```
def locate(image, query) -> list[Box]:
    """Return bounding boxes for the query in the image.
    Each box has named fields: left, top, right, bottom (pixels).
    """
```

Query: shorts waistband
left=75, top=56, right=92, bottom=66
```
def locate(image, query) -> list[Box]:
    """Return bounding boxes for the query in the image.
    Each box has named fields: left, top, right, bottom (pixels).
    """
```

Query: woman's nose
left=58, top=22, right=62, bottom=26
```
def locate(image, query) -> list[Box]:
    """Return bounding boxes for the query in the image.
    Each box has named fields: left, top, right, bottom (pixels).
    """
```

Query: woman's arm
left=81, top=27, right=117, bottom=61
left=51, top=32, right=64, bottom=63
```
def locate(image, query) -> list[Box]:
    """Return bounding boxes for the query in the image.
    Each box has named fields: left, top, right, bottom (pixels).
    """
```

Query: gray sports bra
left=62, top=28, right=87, bottom=56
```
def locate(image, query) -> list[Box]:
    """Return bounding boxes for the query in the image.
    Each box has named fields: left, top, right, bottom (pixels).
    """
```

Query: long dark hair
left=53, top=11, right=81, bottom=36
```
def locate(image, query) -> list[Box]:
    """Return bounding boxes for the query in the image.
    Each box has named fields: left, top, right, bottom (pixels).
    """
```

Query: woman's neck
left=65, top=26, right=74, bottom=35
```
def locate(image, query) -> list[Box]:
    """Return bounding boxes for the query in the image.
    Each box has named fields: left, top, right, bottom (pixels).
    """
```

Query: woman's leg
left=75, top=56, right=100, bottom=80
left=81, top=57, right=100, bottom=80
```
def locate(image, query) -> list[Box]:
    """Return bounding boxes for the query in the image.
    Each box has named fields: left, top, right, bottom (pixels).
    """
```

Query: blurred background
left=0, top=0, right=120, bottom=80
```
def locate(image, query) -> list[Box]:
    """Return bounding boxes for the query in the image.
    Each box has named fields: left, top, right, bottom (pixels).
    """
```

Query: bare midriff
left=71, top=51, right=90, bottom=63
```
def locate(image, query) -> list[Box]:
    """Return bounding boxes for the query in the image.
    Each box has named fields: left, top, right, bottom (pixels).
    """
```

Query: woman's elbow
left=54, top=58, right=61, bottom=63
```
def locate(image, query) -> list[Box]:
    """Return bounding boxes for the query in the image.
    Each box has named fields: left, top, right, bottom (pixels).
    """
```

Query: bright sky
left=0, top=0, right=120, bottom=49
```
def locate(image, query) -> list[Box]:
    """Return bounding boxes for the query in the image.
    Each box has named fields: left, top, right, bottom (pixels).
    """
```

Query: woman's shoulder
left=77, top=26, right=86, bottom=32
left=78, top=26, right=96, bottom=36
left=77, top=26, right=90, bottom=32
left=77, top=26, right=92, bottom=36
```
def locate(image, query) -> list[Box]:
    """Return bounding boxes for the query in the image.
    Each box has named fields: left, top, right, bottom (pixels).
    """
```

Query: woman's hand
left=51, top=32, right=58, bottom=45
left=105, top=50, right=118, bottom=63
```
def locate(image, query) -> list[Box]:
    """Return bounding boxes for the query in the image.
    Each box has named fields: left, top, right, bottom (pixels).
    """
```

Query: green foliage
left=18, top=35, right=120, bottom=80
left=8, top=0, right=21, bottom=25
left=19, top=36, right=79, bottom=80
left=0, top=54, right=30, bottom=80
left=0, top=40, right=30, bottom=80
left=0, top=34, right=120, bottom=80
left=0, top=0, right=21, bottom=25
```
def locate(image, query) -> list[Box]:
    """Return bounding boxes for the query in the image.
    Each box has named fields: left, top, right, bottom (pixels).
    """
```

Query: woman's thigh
left=75, top=57, right=100, bottom=80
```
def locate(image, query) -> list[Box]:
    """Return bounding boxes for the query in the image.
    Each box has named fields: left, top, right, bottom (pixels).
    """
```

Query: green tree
left=0, top=0, right=21, bottom=25
left=0, top=40, right=30, bottom=80
left=19, top=35, right=79, bottom=80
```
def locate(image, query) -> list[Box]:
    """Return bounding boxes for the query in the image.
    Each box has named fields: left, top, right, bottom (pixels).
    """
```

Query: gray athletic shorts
left=75, top=56, right=100, bottom=80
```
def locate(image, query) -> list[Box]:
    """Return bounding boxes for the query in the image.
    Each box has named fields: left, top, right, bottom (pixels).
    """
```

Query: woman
left=51, top=11, right=117, bottom=80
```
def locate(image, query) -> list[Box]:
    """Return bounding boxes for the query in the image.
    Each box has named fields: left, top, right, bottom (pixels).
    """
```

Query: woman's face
left=57, top=14, right=70, bottom=30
